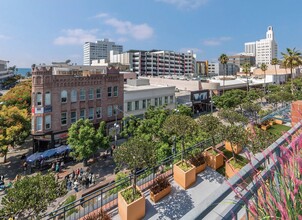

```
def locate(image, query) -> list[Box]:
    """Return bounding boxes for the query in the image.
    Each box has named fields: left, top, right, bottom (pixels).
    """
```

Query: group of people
left=65, top=168, right=96, bottom=192
left=51, top=160, right=65, bottom=173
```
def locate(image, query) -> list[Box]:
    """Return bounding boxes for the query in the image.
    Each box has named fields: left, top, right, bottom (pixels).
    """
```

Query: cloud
left=54, top=29, right=98, bottom=45
left=180, top=47, right=202, bottom=53
left=156, top=0, right=208, bottom=9
left=0, top=34, right=10, bottom=40
left=203, top=37, right=231, bottom=46
left=94, top=13, right=154, bottom=40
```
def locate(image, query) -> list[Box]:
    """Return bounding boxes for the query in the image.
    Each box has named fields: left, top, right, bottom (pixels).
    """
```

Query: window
left=71, top=111, right=77, bottom=123
left=71, top=90, right=77, bottom=102
left=96, top=107, right=102, bottom=118
left=170, top=95, right=174, bottom=104
left=135, top=101, right=139, bottom=110
left=36, top=116, right=42, bottom=131
left=61, top=90, right=67, bottom=103
left=147, top=99, right=151, bottom=107
left=155, top=98, right=158, bottom=106
left=107, top=106, right=113, bottom=117
left=61, top=112, right=67, bottom=125
left=96, top=88, right=101, bottom=99
left=127, top=102, right=132, bottom=111
left=45, top=115, right=51, bottom=129
left=88, top=108, right=94, bottom=120
left=45, top=92, right=51, bottom=105
left=36, top=92, right=42, bottom=106
left=165, top=96, right=168, bottom=104
left=80, top=109, right=86, bottom=119
left=107, top=87, right=112, bottom=97
left=80, top=89, right=86, bottom=101
left=113, top=86, right=118, bottom=96
left=142, top=100, right=146, bottom=109
left=89, top=88, right=94, bottom=100
left=159, top=97, right=162, bottom=106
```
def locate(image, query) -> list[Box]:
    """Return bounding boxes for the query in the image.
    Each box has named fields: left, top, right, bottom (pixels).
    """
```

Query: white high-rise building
left=83, top=39, right=123, bottom=65
left=244, top=26, right=278, bottom=66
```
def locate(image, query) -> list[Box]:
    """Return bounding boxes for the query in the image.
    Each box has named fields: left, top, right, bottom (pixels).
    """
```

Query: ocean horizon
left=16, top=68, right=31, bottom=76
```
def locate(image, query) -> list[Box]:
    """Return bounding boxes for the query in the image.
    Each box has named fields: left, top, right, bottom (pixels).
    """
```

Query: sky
left=1, top=0, right=302, bottom=67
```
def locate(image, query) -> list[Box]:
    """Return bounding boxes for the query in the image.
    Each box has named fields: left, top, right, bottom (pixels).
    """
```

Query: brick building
left=31, top=65, right=124, bottom=152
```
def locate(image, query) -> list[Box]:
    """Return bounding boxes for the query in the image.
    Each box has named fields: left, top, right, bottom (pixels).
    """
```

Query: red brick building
left=31, top=65, right=124, bottom=152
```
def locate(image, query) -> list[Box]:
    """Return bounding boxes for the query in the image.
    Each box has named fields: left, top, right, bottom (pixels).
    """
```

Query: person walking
left=73, top=180, right=79, bottom=192
left=55, top=162, right=60, bottom=173
left=91, top=173, right=96, bottom=185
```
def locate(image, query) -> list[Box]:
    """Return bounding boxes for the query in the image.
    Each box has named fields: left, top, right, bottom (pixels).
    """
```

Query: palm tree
left=260, top=63, right=268, bottom=94
left=242, top=62, right=251, bottom=92
left=281, top=48, right=302, bottom=95
left=271, top=58, right=279, bottom=84
left=218, top=54, right=229, bottom=94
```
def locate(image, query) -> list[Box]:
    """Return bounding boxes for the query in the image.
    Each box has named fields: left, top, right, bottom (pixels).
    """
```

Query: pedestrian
left=23, top=161, right=27, bottom=175
left=73, top=180, right=79, bottom=192
left=80, top=168, right=83, bottom=174
left=76, top=168, right=80, bottom=176
left=91, top=173, right=96, bottom=185
left=85, top=177, right=89, bottom=188
left=55, top=162, right=60, bottom=173
left=60, top=160, right=65, bottom=170
left=71, top=170, right=75, bottom=179
left=51, top=162, right=55, bottom=172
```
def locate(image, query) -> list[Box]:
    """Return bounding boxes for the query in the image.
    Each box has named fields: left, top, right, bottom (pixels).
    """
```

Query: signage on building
left=191, top=90, right=210, bottom=103
left=35, top=107, right=44, bottom=114
left=44, top=106, right=52, bottom=113
left=54, top=133, right=68, bottom=140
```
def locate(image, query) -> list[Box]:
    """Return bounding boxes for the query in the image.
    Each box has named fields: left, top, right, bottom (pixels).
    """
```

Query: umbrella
left=41, top=148, right=57, bottom=159
left=26, top=152, right=43, bottom=163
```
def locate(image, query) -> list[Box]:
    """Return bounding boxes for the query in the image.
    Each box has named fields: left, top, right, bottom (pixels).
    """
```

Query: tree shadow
left=199, top=168, right=226, bottom=184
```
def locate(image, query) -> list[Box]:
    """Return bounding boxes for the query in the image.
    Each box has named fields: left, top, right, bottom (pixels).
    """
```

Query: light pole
left=114, top=109, right=120, bottom=147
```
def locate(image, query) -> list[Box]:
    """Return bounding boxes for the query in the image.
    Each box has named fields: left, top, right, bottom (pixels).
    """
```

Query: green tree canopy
left=218, top=108, right=248, bottom=125
left=68, top=119, right=109, bottom=162
left=0, top=173, right=66, bottom=219
left=212, top=89, right=247, bottom=109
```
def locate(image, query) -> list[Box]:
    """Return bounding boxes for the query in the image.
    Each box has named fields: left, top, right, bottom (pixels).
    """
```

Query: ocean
left=16, top=68, right=31, bottom=76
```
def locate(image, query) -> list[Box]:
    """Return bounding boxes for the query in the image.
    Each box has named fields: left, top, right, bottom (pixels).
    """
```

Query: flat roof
left=124, top=84, right=175, bottom=92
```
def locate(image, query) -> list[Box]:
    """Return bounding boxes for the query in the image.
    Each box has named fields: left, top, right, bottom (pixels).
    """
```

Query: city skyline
left=1, top=0, right=302, bottom=67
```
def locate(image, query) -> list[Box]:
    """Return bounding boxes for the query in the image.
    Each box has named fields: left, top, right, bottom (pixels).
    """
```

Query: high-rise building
left=244, top=26, right=278, bottom=66
left=83, top=39, right=123, bottom=65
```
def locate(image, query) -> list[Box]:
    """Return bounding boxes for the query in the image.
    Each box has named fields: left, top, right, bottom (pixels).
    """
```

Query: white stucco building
left=83, top=39, right=123, bottom=65
left=124, top=78, right=176, bottom=117
left=244, top=26, right=278, bottom=66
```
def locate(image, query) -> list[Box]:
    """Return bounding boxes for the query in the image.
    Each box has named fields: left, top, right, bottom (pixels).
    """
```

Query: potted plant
left=225, top=157, right=247, bottom=178
left=83, top=208, right=111, bottom=220
left=204, top=147, right=224, bottom=170
left=163, top=115, right=197, bottom=189
left=225, top=141, right=243, bottom=154
left=114, top=137, right=156, bottom=220
left=188, top=152, right=206, bottom=174
left=150, top=175, right=171, bottom=203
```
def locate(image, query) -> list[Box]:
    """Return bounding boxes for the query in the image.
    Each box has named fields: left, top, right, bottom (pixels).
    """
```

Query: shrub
left=83, top=209, right=111, bottom=220
left=63, top=195, right=78, bottom=217
left=150, top=175, right=170, bottom=195
left=189, top=152, right=205, bottom=167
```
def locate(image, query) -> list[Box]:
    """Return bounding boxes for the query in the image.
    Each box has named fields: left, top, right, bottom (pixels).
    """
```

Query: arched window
left=36, top=92, right=42, bottom=106
left=45, top=92, right=51, bottom=106
left=71, top=90, right=77, bottom=102
left=61, top=90, right=67, bottom=103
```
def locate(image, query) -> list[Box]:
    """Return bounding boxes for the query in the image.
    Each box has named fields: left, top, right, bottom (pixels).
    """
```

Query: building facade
left=208, top=62, right=238, bottom=76
left=31, top=65, right=124, bottom=152
left=196, top=61, right=208, bottom=76
left=244, top=26, right=278, bottom=66
left=228, top=54, right=256, bottom=68
left=83, top=39, right=123, bottom=65
left=124, top=78, right=176, bottom=117
left=0, top=60, right=14, bottom=89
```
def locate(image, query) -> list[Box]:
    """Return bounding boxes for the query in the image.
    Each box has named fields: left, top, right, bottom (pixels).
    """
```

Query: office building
left=228, top=54, right=256, bottom=68
left=244, top=26, right=278, bottom=65
left=83, top=39, right=123, bottom=65
left=31, top=64, right=124, bottom=152
left=207, top=62, right=238, bottom=76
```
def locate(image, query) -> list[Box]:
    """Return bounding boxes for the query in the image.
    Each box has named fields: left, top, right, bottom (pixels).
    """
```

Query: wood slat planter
left=225, top=157, right=242, bottom=179
left=195, top=163, right=206, bottom=175
left=225, top=141, right=243, bottom=154
left=173, top=161, right=196, bottom=189
left=118, top=186, right=145, bottom=220
left=204, top=147, right=224, bottom=170
left=150, top=184, right=171, bottom=203
left=274, top=119, right=283, bottom=124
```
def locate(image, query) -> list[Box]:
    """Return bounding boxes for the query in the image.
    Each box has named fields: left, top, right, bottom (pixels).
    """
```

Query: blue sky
left=1, top=0, right=302, bottom=67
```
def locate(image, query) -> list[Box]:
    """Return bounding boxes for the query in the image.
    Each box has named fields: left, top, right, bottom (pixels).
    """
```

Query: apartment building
left=0, top=60, right=14, bottom=88
left=244, top=26, right=278, bottom=65
left=207, top=62, right=238, bottom=76
left=228, top=54, right=256, bottom=68
left=83, top=39, right=123, bottom=65
left=31, top=65, right=124, bottom=152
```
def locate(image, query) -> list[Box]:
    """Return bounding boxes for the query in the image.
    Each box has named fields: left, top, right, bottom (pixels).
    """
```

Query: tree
left=175, top=104, right=193, bottom=117
left=212, top=89, right=247, bottom=110
left=0, top=105, right=30, bottom=163
left=242, top=62, right=251, bottom=92
left=272, top=58, right=279, bottom=84
left=197, top=114, right=223, bottom=148
left=68, top=119, right=109, bottom=164
left=281, top=48, right=302, bottom=95
left=242, top=102, right=261, bottom=122
left=219, top=54, right=229, bottom=94
left=260, top=63, right=268, bottom=94
left=0, top=173, right=66, bottom=219
left=218, top=108, right=248, bottom=125
left=247, top=126, right=276, bottom=154
left=113, top=137, right=156, bottom=200
left=162, top=114, right=197, bottom=161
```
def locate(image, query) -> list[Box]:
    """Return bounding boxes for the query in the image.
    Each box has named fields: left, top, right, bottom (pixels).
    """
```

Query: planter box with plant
left=225, top=141, right=242, bottom=154
left=83, top=208, right=111, bottom=220
left=204, top=147, right=224, bottom=170
left=188, top=152, right=206, bottom=174
left=173, top=161, right=196, bottom=189
left=150, top=175, right=171, bottom=203
left=225, top=157, right=246, bottom=179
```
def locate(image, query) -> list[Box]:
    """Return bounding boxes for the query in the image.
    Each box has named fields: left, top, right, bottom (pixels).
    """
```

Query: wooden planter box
left=225, top=157, right=242, bottom=179
left=173, top=161, right=196, bottom=189
left=261, top=124, right=271, bottom=131
left=118, top=186, right=145, bottom=220
left=150, top=184, right=171, bottom=203
left=269, top=120, right=275, bottom=126
left=195, top=163, right=206, bottom=175
left=204, top=147, right=224, bottom=170
left=225, top=141, right=243, bottom=154
left=274, top=119, right=283, bottom=124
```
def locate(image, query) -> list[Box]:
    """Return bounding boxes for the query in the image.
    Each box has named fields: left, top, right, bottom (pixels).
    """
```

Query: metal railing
left=44, top=137, right=219, bottom=219
left=182, top=121, right=302, bottom=219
